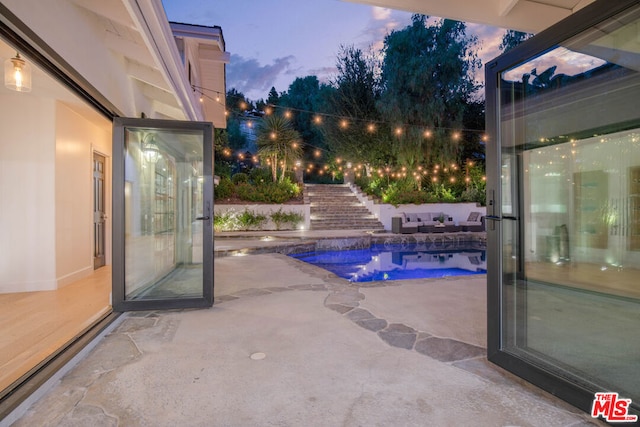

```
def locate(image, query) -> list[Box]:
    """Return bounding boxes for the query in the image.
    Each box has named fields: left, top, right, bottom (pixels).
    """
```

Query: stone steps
left=305, top=184, right=384, bottom=231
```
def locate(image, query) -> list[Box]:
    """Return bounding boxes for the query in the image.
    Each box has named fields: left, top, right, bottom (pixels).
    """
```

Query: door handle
left=196, top=216, right=210, bottom=221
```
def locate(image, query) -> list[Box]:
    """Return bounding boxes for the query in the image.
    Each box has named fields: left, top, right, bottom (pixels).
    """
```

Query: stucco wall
left=214, top=204, right=310, bottom=231
left=349, top=184, right=487, bottom=230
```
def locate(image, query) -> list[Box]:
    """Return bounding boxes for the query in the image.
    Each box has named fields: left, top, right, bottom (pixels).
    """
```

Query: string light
left=196, top=88, right=487, bottom=146
left=211, top=90, right=487, bottom=185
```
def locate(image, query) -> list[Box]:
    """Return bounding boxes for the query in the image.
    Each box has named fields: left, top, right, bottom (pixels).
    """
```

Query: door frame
left=112, top=117, right=214, bottom=311
left=485, top=0, right=640, bottom=415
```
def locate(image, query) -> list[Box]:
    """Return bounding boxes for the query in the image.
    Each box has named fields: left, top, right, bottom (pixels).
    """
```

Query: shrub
left=214, top=162, right=232, bottom=179
left=249, top=167, right=272, bottom=184
left=235, top=178, right=301, bottom=204
left=270, top=208, right=304, bottom=230
left=460, top=187, right=487, bottom=206
left=214, top=176, right=234, bottom=200
left=237, top=209, right=267, bottom=230
left=231, top=172, right=249, bottom=184
left=279, top=177, right=301, bottom=198
left=214, top=209, right=238, bottom=232
left=235, top=182, right=259, bottom=201
left=424, top=183, right=456, bottom=203
left=284, top=171, right=298, bottom=183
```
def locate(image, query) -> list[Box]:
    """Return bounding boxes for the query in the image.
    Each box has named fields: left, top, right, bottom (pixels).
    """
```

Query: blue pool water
left=289, top=243, right=486, bottom=282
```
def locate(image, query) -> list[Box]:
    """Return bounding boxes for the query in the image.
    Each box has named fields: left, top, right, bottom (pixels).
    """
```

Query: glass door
left=487, top=0, right=640, bottom=415
left=112, top=118, right=213, bottom=311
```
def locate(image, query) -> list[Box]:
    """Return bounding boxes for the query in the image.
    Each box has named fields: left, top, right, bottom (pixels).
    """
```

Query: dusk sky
left=161, top=0, right=506, bottom=102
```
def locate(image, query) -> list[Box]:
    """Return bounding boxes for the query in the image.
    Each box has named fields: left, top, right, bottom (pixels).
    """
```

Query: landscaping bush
left=460, top=187, right=486, bottom=206
left=231, top=172, right=249, bottom=184
left=270, top=208, right=304, bottom=230
left=214, top=163, right=232, bottom=180
left=214, top=209, right=238, bottom=232
left=428, top=183, right=458, bottom=203
left=249, top=167, right=272, bottom=184
left=234, top=179, right=300, bottom=204
left=237, top=209, right=267, bottom=230
left=284, top=171, right=297, bottom=183
left=214, top=176, right=234, bottom=200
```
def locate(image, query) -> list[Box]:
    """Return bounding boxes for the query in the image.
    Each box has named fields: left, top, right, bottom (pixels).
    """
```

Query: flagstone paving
left=5, top=235, right=605, bottom=427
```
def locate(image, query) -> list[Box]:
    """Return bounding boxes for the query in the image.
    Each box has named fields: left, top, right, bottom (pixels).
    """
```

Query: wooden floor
left=0, top=267, right=111, bottom=393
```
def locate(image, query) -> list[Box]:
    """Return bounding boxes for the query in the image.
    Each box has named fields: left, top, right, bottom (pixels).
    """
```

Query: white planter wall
left=214, top=204, right=311, bottom=231
left=349, top=184, right=486, bottom=231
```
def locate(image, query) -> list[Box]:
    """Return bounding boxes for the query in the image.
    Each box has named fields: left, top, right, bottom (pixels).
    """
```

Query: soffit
left=171, top=23, right=228, bottom=128
left=71, top=0, right=186, bottom=120
left=342, top=0, right=595, bottom=33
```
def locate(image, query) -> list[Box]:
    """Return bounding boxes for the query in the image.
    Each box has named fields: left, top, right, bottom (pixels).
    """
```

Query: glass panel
left=499, top=6, right=640, bottom=400
left=124, top=127, right=204, bottom=300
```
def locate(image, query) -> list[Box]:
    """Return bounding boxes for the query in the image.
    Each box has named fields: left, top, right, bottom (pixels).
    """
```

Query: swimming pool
left=289, top=243, right=486, bottom=282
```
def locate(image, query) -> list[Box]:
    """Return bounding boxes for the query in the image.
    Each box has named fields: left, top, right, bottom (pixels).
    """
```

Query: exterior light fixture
left=142, top=134, right=160, bottom=163
left=5, top=52, right=32, bottom=92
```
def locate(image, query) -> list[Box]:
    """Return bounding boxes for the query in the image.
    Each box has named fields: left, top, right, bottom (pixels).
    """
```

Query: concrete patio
left=5, top=231, right=603, bottom=426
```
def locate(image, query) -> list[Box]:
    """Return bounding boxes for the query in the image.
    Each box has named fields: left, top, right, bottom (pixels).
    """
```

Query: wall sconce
left=142, top=134, right=160, bottom=163
left=4, top=52, right=32, bottom=92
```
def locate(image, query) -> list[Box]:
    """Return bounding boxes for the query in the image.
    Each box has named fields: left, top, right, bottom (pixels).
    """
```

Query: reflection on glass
left=499, top=6, right=640, bottom=402
left=124, top=128, right=204, bottom=300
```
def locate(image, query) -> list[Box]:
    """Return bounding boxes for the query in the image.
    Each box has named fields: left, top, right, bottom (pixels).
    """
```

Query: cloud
left=372, top=7, right=392, bottom=21
left=360, top=8, right=412, bottom=52
left=308, top=66, right=339, bottom=84
left=226, top=54, right=296, bottom=98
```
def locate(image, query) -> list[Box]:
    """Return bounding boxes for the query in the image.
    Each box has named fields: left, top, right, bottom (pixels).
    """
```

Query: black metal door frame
left=112, top=117, right=214, bottom=311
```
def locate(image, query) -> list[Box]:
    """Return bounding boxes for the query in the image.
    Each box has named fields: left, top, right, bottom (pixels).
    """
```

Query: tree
left=278, top=76, right=326, bottom=163
left=266, top=86, right=280, bottom=106
left=499, top=30, right=533, bottom=53
left=378, top=15, right=481, bottom=167
left=256, top=114, right=303, bottom=182
left=225, top=88, right=255, bottom=151
left=226, top=88, right=255, bottom=113
left=321, top=45, right=392, bottom=169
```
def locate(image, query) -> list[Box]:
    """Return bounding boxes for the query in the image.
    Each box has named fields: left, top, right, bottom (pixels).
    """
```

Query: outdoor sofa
left=391, top=212, right=461, bottom=234
left=458, top=211, right=485, bottom=232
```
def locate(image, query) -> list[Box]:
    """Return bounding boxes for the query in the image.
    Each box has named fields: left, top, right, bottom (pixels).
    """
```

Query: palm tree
left=256, top=114, right=303, bottom=182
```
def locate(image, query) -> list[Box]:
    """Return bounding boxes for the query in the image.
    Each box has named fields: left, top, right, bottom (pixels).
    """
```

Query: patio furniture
left=418, top=224, right=462, bottom=233
left=391, top=212, right=454, bottom=234
left=459, top=212, right=485, bottom=232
